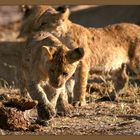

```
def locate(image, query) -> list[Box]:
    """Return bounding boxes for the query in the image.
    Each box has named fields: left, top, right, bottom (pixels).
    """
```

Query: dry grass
left=0, top=73, right=140, bottom=135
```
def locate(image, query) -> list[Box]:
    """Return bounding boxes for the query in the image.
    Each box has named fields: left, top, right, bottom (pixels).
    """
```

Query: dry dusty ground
left=0, top=9, right=140, bottom=135
left=0, top=79, right=140, bottom=135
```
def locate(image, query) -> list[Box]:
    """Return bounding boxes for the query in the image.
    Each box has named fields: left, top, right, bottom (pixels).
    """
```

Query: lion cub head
left=35, top=6, right=70, bottom=30
left=19, top=6, right=70, bottom=37
left=19, top=5, right=54, bottom=38
left=41, top=45, right=84, bottom=88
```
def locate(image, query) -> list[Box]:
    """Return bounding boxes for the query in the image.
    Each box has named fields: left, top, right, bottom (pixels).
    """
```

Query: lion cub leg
left=27, top=81, right=56, bottom=124
left=56, top=85, right=74, bottom=116
left=96, top=63, right=129, bottom=102
left=73, top=62, right=89, bottom=106
left=65, top=77, right=75, bottom=104
left=43, top=83, right=73, bottom=118
left=108, top=63, right=129, bottom=101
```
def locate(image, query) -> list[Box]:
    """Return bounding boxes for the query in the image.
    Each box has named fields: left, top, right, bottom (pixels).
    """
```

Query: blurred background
left=0, top=5, right=140, bottom=27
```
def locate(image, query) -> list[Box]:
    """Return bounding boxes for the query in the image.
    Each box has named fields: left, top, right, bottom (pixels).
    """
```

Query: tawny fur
left=19, top=5, right=53, bottom=39
left=20, top=31, right=84, bottom=122
left=20, top=6, right=140, bottom=105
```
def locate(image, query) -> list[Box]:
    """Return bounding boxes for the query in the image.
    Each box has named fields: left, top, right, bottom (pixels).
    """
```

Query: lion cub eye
left=62, top=72, right=68, bottom=77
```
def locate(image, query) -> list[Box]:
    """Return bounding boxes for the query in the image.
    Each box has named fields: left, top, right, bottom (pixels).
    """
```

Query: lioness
left=20, top=31, right=84, bottom=123
left=19, top=6, right=140, bottom=106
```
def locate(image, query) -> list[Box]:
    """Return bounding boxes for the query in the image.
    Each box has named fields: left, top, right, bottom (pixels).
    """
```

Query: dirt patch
left=0, top=77, right=140, bottom=135
left=0, top=97, right=38, bottom=131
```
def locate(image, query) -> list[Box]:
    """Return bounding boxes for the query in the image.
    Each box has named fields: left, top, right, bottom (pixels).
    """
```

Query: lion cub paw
left=73, top=99, right=87, bottom=107
left=37, top=104, right=56, bottom=122
left=57, top=103, right=74, bottom=117
left=36, top=119, right=50, bottom=126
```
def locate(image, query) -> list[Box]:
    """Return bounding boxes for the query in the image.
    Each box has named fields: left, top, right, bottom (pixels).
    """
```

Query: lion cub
left=20, top=31, right=84, bottom=123
left=20, top=6, right=140, bottom=106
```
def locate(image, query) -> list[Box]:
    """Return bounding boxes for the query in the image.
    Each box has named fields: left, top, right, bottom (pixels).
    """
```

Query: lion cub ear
left=56, top=6, right=70, bottom=20
left=66, top=48, right=84, bottom=63
left=42, top=46, right=56, bottom=60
